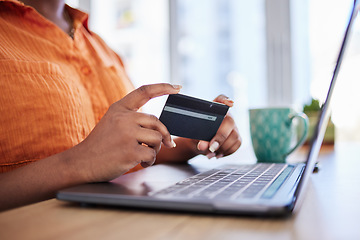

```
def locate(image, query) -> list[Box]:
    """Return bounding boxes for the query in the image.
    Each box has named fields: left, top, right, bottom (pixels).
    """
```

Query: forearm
left=0, top=84, right=183, bottom=211
left=0, top=149, right=84, bottom=211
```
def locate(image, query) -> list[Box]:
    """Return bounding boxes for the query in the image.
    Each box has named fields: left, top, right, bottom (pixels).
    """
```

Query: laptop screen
left=295, top=0, right=359, bottom=199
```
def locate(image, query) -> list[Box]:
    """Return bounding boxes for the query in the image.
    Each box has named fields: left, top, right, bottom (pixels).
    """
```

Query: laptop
left=57, top=1, right=359, bottom=216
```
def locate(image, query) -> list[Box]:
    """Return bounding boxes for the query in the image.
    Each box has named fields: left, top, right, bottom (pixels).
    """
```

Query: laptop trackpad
left=59, top=164, right=205, bottom=197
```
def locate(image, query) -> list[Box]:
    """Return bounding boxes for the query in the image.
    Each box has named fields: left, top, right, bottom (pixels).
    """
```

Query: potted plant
left=302, top=98, right=335, bottom=145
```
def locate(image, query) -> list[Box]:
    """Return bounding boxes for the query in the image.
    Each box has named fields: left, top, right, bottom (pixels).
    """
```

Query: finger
left=208, top=115, right=235, bottom=153
left=136, top=128, right=163, bottom=153
left=197, top=141, right=217, bottom=159
left=136, top=113, right=175, bottom=148
left=215, top=130, right=242, bottom=157
left=213, top=94, right=234, bottom=107
left=136, top=144, right=157, bottom=168
left=197, top=140, right=209, bottom=153
left=221, top=139, right=242, bottom=157
left=117, top=84, right=182, bottom=111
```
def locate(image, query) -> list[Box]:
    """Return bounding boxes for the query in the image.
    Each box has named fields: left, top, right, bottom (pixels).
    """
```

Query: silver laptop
left=57, top=1, right=359, bottom=216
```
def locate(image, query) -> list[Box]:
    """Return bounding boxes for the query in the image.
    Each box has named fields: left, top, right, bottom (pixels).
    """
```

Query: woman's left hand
left=197, top=95, right=242, bottom=159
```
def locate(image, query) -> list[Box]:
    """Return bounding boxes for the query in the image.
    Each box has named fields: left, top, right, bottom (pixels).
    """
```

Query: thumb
left=213, top=94, right=234, bottom=107
left=116, top=84, right=182, bottom=111
left=197, top=140, right=209, bottom=153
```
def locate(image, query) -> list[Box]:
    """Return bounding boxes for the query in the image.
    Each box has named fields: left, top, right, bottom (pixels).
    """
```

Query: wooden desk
left=1, top=142, right=360, bottom=240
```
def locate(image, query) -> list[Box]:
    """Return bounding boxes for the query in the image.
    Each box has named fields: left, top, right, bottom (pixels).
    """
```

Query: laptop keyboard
left=151, top=164, right=294, bottom=200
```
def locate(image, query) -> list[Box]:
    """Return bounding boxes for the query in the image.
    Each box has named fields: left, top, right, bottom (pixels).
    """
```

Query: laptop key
left=151, top=164, right=290, bottom=200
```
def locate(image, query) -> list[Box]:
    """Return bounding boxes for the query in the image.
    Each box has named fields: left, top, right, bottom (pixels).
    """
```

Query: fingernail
left=206, top=152, right=216, bottom=159
left=172, top=84, right=182, bottom=90
left=197, top=141, right=201, bottom=151
left=209, top=141, right=220, bottom=153
left=224, top=99, right=234, bottom=107
left=216, top=154, right=224, bottom=159
left=171, top=139, right=176, bottom=148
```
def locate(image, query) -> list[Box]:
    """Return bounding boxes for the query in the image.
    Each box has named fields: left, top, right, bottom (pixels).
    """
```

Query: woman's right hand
left=68, top=83, right=181, bottom=183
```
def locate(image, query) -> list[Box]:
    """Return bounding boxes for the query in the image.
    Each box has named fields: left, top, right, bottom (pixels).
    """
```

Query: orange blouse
left=0, top=0, right=137, bottom=173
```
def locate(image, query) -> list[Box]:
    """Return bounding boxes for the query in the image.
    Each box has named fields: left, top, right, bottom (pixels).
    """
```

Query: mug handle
left=285, top=113, right=309, bottom=157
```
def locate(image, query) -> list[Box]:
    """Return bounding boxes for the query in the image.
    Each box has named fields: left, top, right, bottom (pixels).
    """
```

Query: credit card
left=159, top=94, right=229, bottom=141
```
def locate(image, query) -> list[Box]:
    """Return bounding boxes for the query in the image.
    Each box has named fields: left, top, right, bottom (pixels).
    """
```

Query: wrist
left=58, top=144, right=90, bottom=186
left=176, top=138, right=202, bottom=158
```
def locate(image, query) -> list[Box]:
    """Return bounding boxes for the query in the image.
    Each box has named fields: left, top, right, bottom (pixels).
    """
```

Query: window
left=309, top=0, right=360, bottom=141
left=68, top=0, right=170, bottom=115
left=170, top=0, right=267, bottom=143
left=69, top=0, right=360, bottom=142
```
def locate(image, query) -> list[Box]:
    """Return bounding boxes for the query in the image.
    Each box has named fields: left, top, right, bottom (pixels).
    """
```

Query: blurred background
left=66, top=0, right=360, bottom=145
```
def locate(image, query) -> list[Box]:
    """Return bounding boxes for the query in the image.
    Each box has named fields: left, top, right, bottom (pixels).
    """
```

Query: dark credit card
left=159, top=94, right=229, bottom=141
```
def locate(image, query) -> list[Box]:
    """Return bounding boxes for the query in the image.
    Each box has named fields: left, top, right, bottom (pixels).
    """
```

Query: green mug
left=249, top=107, right=308, bottom=163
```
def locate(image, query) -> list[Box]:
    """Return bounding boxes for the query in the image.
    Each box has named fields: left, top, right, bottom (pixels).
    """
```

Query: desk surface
left=1, top=142, right=360, bottom=240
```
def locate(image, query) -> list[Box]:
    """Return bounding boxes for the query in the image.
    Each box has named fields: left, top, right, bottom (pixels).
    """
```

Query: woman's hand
left=156, top=94, right=242, bottom=164
left=69, top=84, right=181, bottom=183
left=0, top=83, right=182, bottom=211
left=197, top=95, right=242, bottom=159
